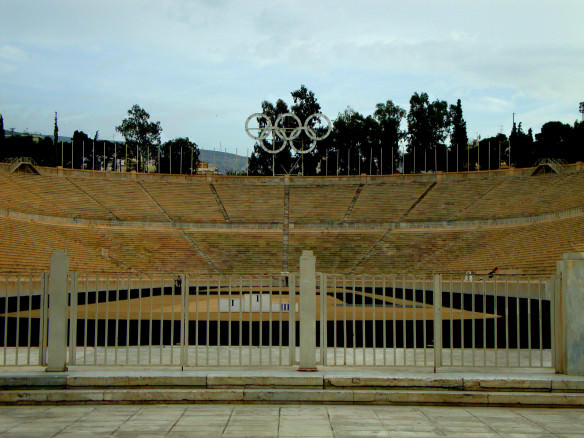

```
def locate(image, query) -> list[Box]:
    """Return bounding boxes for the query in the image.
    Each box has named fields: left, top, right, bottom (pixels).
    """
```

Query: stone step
left=1, top=369, right=584, bottom=406
left=1, top=387, right=584, bottom=406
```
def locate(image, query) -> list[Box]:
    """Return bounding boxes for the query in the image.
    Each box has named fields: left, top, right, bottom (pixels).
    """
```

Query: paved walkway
left=1, top=404, right=584, bottom=437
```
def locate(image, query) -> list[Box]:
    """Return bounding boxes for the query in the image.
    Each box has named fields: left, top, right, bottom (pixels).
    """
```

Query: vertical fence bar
left=194, top=277, right=199, bottom=367
left=216, top=277, right=221, bottom=366
left=94, top=274, right=99, bottom=366
left=3, top=275, right=8, bottom=365
left=83, top=273, right=89, bottom=365
left=68, top=273, right=78, bottom=366
left=412, top=276, right=417, bottom=367
left=320, top=273, right=327, bottom=365
left=239, top=276, right=243, bottom=366
left=460, top=278, right=465, bottom=367
left=343, top=276, right=347, bottom=366
left=505, top=278, right=509, bottom=368
left=125, top=275, right=131, bottom=365
left=433, top=274, right=442, bottom=371
left=206, top=277, right=211, bottom=366
left=279, top=275, right=283, bottom=366
left=148, top=276, right=153, bottom=366
left=114, top=276, right=120, bottom=365
left=15, top=275, right=20, bottom=365
left=383, top=276, right=387, bottom=366
left=482, top=279, right=487, bottom=367
left=449, top=277, right=453, bottom=366
left=422, top=277, right=427, bottom=367
left=182, top=274, right=189, bottom=367
left=288, top=274, right=296, bottom=366
left=40, top=272, right=49, bottom=366
left=402, top=274, right=406, bottom=366
left=538, top=280, right=543, bottom=367
left=159, top=276, right=165, bottom=365
left=392, top=276, right=396, bottom=366
left=516, top=278, right=520, bottom=367
left=361, top=277, right=366, bottom=365
left=248, top=277, right=253, bottom=366
left=104, top=274, right=111, bottom=365
left=528, top=279, right=532, bottom=368
left=352, top=277, right=356, bottom=365
left=493, top=278, right=498, bottom=367
left=228, top=277, right=232, bottom=367
left=372, top=277, right=376, bottom=366
left=471, top=279, right=475, bottom=367
left=26, top=274, right=33, bottom=365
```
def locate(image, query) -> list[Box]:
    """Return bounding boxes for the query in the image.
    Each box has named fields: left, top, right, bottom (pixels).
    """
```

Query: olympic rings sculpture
left=245, top=112, right=332, bottom=154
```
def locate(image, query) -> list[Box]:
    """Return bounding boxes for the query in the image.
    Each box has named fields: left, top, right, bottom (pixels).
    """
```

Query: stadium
left=1, top=159, right=583, bottom=377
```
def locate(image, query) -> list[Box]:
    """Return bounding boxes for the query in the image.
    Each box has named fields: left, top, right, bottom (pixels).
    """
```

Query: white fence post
left=556, top=253, right=584, bottom=375
left=298, top=250, right=317, bottom=371
left=433, top=274, right=442, bottom=371
left=46, top=250, right=69, bottom=372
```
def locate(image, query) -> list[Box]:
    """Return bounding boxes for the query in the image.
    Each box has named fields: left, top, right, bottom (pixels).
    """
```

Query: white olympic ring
left=245, top=112, right=332, bottom=155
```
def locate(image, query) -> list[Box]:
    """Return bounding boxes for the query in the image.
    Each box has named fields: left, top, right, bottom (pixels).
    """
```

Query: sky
left=1, top=0, right=583, bottom=156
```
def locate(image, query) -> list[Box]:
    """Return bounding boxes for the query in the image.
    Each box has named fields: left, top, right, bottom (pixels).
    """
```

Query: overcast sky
left=1, top=0, right=583, bottom=155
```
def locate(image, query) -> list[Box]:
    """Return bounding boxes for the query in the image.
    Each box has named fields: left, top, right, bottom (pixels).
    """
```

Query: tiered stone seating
left=289, top=184, right=358, bottom=222
left=288, top=231, right=385, bottom=273
left=213, top=181, right=283, bottom=223
left=11, top=174, right=118, bottom=220
left=1, top=165, right=583, bottom=277
left=0, top=217, right=121, bottom=272
left=346, top=181, right=433, bottom=222
left=139, top=180, right=225, bottom=223
left=0, top=175, right=80, bottom=218
left=405, top=178, right=499, bottom=221
left=68, top=177, right=169, bottom=222
left=184, top=231, right=282, bottom=273
left=357, top=215, right=584, bottom=276
left=99, top=228, right=214, bottom=273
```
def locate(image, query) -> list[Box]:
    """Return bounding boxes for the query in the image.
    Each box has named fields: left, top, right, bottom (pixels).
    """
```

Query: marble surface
left=1, top=403, right=584, bottom=437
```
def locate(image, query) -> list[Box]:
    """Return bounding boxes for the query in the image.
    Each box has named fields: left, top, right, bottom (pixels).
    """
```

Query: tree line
left=1, top=91, right=583, bottom=176
left=0, top=106, right=200, bottom=174
left=248, top=86, right=584, bottom=175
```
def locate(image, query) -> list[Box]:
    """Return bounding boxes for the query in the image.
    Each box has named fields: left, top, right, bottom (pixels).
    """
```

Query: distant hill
left=199, top=149, right=248, bottom=173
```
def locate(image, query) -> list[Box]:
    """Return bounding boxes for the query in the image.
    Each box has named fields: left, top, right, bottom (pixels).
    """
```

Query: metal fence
left=0, top=273, right=48, bottom=366
left=316, top=274, right=553, bottom=369
left=0, top=264, right=556, bottom=371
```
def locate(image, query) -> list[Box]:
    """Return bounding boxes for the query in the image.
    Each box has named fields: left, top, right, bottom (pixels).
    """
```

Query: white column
left=298, top=250, right=317, bottom=371
left=557, top=253, right=584, bottom=375
left=46, top=250, right=69, bottom=372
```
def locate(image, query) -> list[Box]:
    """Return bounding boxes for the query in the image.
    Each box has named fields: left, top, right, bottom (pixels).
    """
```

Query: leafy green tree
left=449, top=99, right=468, bottom=172
left=116, top=105, right=162, bottom=172
left=326, top=107, right=371, bottom=175
left=248, top=99, right=293, bottom=175
left=509, top=122, right=534, bottom=167
left=248, top=85, right=329, bottom=175
left=53, top=112, right=58, bottom=147
left=534, top=121, right=575, bottom=163
left=0, top=113, right=5, bottom=145
left=477, top=133, right=508, bottom=170
left=406, top=92, right=450, bottom=173
left=71, top=130, right=91, bottom=169
left=160, top=137, right=200, bottom=174
left=373, top=100, right=405, bottom=174
left=290, top=85, right=324, bottom=175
